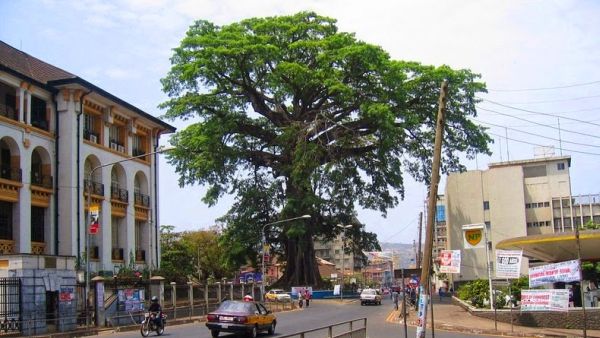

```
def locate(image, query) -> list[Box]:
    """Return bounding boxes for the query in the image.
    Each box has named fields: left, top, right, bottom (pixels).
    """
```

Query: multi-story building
left=314, top=234, right=363, bottom=281
left=433, top=195, right=447, bottom=259
left=445, top=156, right=574, bottom=284
left=0, top=41, right=174, bottom=331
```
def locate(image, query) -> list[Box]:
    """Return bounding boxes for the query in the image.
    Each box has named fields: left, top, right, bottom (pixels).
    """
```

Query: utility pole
left=417, top=212, right=423, bottom=268
left=416, top=80, right=448, bottom=338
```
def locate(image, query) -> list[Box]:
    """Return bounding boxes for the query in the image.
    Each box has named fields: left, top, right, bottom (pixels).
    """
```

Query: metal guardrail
left=278, top=318, right=367, bottom=338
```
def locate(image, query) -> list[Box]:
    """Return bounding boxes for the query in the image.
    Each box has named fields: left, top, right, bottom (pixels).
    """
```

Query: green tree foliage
left=160, top=12, right=491, bottom=286
left=159, top=225, right=232, bottom=282
left=457, top=279, right=490, bottom=308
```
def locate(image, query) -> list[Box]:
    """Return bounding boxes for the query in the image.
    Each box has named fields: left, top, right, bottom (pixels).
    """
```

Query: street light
left=337, top=224, right=353, bottom=301
left=84, top=145, right=174, bottom=327
left=261, top=214, right=311, bottom=301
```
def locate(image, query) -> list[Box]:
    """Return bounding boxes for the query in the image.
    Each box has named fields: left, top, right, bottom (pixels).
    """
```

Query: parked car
left=360, top=288, right=382, bottom=305
left=265, top=289, right=291, bottom=302
left=206, top=300, right=276, bottom=338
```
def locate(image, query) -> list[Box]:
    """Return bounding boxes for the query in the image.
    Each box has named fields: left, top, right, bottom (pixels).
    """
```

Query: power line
left=474, top=119, right=600, bottom=149
left=487, top=80, right=600, bottom=92
left=479, top=99, right=600, bottom=128
left=477, top=107, right=600, bottom=140
left=487, top=132, right=600, bottom=156
left=480, top=94, right=600, bottom=105
left=481, top=106, right=600, bottom=118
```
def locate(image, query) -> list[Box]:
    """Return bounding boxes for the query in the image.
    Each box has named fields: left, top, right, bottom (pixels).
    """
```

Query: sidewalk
left=387, top=297, right=600, bottom=338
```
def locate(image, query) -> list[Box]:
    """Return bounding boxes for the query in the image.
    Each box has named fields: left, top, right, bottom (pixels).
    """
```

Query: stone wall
left=452, top=297, right=600, bottom=330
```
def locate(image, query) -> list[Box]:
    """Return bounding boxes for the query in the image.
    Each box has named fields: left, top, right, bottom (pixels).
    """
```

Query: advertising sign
left=528, top=260, right=580, bottom=287
left=462, top=223, right=485, bottom=249
left=521, top=289, right=569, bottom=312
left=438, top=250, right=461, bottom=273
left=495, top=250, right=523, bottom=279
left=89, top=205, right=100, bottom=235
left=415, top=285, right=429, bottom=338
left=59, top=286, right=74, bottom=304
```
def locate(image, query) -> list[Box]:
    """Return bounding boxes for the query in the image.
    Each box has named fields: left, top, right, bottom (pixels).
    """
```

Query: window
left=83, top=113, right=100, bottom=143
left=31, top=206, right=45, bottom=242
left=135, top=220, right=144, bottom=249
left=31, top=96, right=48, bottom=130
left=557, top=162, right=565, bottom=170
left=0, top=201, right=13, bottom=240
left=132, top=134, right=147, bottom=157
left=436, top=205, right=446, bottom=222
left=525, top=203, right=531, bottom=209
left=483, top=201, right=490, bottom=210
left=544, top=202, right=550, bottom=207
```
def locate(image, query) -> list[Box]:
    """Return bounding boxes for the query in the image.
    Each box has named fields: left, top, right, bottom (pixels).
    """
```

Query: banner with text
left=438, top=250, right=461, bottom=273
left=495, top=250, right=522, bottom=279
left=521, top=289, right=569, bottom=312
left=529, top=259, right=580, bottom=287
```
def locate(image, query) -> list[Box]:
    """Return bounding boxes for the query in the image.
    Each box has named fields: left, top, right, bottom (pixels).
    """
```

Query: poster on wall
left=462, top=223, right=485, bottom=249
left=528, top=260, right=580, bottom=287
left=495, top=250, right=523, bottom=279
left=59, top=286, right=75, bottom=305
left=438, top=250, right=461, bottom=273
left=521, top=289, right=569, bottom=312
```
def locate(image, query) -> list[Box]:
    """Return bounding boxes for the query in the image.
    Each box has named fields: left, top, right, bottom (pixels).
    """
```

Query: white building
left=0, top=41, right=174, bottom=331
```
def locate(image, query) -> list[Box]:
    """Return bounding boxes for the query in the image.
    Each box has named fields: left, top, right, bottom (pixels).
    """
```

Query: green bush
left=457, top=279, right=490, bottom=308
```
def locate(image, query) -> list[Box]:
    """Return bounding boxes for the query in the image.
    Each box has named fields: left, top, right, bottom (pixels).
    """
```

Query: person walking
left=392, top=290, right=399, bottom=310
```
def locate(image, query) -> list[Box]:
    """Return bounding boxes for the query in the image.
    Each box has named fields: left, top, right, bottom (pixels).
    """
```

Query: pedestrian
left=438, top=287, right=443, bottom=302
left=304, top=289, right=311, bottom=307
left=392, top=290, right=399, bottom=310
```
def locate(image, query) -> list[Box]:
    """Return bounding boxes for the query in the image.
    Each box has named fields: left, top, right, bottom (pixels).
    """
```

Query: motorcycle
left=140, top=312, right=166, bottom=336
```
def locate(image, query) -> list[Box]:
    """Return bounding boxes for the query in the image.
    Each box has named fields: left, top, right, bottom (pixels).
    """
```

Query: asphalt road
left=97, top=298, right=497, bottom=338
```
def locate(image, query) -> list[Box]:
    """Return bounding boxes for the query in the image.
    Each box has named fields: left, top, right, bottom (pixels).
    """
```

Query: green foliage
left=583, top=220, right=600, bottom=230
left=160, top=12, right=491, bottom=284
left=509, top=276, right=529, bottom=302
left=457, top=279, right=489, bottom=308
left=159, top=225, right=234, bottom=282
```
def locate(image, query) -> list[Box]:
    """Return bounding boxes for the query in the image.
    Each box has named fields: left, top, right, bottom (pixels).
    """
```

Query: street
left=97, top=298, right=498, bottom=338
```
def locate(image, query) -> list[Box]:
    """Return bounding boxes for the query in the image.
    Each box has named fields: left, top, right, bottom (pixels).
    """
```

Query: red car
left=206, top=300, right=276, bottom=338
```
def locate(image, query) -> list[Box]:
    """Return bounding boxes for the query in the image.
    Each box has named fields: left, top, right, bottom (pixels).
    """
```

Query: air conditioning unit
left=117, top=145, right=125, bottom=153
left=89, top=134, right=98, bottom=143
left=110, top=142, right=118, bottom=150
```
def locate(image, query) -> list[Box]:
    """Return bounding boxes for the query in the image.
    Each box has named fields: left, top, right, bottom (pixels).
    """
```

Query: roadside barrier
left=277, top=318, right=367, bottom=338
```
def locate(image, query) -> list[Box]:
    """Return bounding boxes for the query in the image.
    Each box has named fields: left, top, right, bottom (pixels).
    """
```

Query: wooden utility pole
left=417, top=212, right=423, bottom=268
left=416, top=80, right=448, bottom=338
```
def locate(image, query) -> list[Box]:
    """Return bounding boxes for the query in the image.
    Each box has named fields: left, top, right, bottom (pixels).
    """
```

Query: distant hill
left=379, top=242, right=417, bottom=268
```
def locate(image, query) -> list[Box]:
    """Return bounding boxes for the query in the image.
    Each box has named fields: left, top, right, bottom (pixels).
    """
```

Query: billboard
left=521, top=289, right=569, bottom=312
left=495, top=250, right=522, bottom=279
left=438, top=250, right=461, bottom=274
left=462, top=223, right=485, bottom=249
left=528, top=260, right=580, bottom=287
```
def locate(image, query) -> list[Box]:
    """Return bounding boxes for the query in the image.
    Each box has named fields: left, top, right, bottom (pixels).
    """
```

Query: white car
left=265, top=289, right=291, bottom=302
left=360, top=288, right=382, bottom=305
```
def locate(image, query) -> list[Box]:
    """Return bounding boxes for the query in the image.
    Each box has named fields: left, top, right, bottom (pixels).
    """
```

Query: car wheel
left=248, top=325, right=258, bottom=338
left=211, top=330, right=219, bottom=338
left=268, top=321, right=276, bottom=335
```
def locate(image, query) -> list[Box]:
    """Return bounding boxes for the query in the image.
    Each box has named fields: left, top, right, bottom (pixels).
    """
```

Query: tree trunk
left=279, top=233, right=322, bottom=287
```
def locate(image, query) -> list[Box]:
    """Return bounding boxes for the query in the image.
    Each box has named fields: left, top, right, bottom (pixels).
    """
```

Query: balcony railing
left=31, top=173, right=53, bottom=189
left=0, top=166, right=22, bottom=182
left=112, top=248, right=124, bottom=261
left=135, top=249, right=146, bottom=262
left=134, top=192, right=150, bottom=207
left=84, top=179, right=104, bottom=196
left=31, top=118, right=49, bottom=131
left=83, top=129, right=100, bottom=144
left=111, top=184, right=129, bottom=203
left=0, top=102, right=17, bottom=121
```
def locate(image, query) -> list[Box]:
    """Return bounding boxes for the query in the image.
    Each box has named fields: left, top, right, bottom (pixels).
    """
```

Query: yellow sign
left=465, top=229, right=483, bottom=246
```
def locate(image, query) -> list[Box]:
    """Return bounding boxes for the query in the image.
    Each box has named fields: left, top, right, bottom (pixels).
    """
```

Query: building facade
left=0, top=41, right=174, bottom=332
left=314, top=234, right=363, bottom=281
left=445, top=156, right=574, bottom=284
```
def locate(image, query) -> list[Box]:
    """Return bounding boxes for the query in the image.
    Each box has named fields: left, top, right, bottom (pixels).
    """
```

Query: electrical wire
left=478, top=99, right=600, bottom=128
left=487, top=132, right=600, bottom=156
left=474, top=119, right=600, bottom=149
left=477, top=107, right=600, bottom=140
left=481, top=94, right=600, bottom=105
left=487, top=80, right=600, bottom=92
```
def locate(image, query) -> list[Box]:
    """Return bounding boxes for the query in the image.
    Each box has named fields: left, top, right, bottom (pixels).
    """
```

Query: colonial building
left=0, top=41, right=174, bottom=332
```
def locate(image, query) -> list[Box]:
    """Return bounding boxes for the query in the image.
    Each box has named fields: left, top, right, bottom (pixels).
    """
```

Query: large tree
left=161, top=12, right=491, bottom=287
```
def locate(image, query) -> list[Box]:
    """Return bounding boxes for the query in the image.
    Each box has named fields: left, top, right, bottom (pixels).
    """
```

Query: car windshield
left=217, top=301, right=254, bottom=313
left=362, top=289, right=377, bottom=295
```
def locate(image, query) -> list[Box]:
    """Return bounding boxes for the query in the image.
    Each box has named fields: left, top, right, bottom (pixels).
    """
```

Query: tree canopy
left=160, top=12, right=491, bottom=286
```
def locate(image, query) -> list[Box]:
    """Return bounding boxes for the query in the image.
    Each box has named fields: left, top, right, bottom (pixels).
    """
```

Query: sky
left=2, top=0, right=599, bottom=244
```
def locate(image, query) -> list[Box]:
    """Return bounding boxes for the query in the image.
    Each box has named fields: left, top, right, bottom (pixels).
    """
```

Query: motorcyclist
left=148, top=296, right=163, bottom=327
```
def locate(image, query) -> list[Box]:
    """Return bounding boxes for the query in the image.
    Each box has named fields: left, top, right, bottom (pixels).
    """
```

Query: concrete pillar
left=170, top=282, right=176, bottom=319
left=187, top=282, right=193, bottom=318
left=229, top=282, right=233, bottom=300
left=93, top=276, right=106, bottom=327
left=241, top=283, right=245, bottom=299
left=217, top=282, right=221, bottom=303
left=17, top=87, right=24, bottom=123
left=149, top=276, right=165, bottom=307
left=16, top=150, right=31, bottom=253
left=204, top=281, right=209, bottom=312
left=25, top=90, right=31, bottom=125
left=100, top=167, right=112, bottom=272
